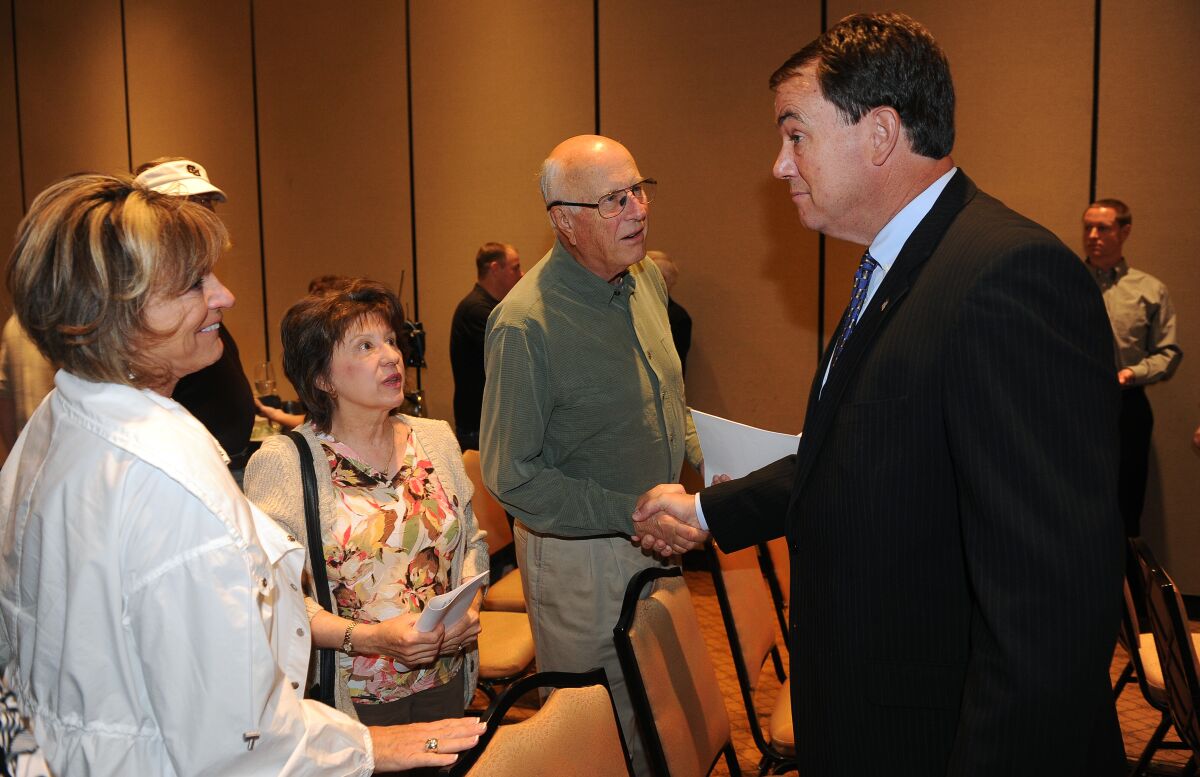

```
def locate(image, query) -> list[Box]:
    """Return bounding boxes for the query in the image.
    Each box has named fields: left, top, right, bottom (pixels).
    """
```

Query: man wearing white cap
left=134, top=157, right=256, bottom=483
left=135, top=157, right=228, bottom=207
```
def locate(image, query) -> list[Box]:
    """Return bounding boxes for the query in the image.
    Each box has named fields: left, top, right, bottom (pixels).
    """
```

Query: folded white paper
left=691, top=409, right=800, bottom=487
left=415, top=570, right=489, bottom=632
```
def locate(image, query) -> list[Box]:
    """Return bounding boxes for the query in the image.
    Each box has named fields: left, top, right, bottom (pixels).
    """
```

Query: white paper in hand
left=414, top=571, right=489, bottom=632
left=690, top=409, right=800, bottom=486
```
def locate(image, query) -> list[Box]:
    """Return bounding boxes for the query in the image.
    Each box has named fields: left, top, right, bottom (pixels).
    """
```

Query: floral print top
left=317, top=424, right=463, bottom=704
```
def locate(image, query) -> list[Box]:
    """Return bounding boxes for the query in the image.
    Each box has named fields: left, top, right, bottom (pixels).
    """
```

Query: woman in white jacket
left=0, top=173, right=482, bottom=776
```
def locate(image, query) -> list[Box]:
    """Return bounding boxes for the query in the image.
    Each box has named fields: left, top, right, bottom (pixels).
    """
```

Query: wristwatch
left=341, top=622, right=357, bottom=654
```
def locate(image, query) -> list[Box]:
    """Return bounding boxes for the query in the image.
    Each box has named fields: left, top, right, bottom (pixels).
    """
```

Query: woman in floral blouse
left=246, top=279, right=488, bottom=728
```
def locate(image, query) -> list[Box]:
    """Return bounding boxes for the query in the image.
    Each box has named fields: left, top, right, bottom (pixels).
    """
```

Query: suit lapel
left=788, top=171, right=978, bottom=509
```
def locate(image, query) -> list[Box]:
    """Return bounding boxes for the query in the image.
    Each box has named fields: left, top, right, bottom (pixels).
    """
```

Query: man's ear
left=549, top=206, right=578, bottom=246
left=869, top=106, right=902, bottom=166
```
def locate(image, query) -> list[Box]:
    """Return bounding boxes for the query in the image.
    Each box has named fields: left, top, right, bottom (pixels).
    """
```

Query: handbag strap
left=286, top=430, right=334, bottom=615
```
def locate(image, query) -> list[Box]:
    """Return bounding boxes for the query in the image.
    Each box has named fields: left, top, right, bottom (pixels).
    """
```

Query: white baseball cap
left=134, top=159, right=227, bottom=201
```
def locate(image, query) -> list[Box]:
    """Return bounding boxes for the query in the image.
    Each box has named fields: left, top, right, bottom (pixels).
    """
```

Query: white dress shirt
left=0, top=371, right=374, bottom=776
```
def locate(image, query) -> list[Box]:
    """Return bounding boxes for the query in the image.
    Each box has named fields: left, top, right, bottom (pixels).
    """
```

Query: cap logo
left=186, top=164, right=201, bottom=176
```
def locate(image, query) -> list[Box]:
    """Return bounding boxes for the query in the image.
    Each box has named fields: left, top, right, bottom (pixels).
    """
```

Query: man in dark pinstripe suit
left=632, top=12, right=1125, bottom=777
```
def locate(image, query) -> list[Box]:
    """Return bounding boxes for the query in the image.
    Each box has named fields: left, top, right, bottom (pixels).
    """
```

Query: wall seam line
left=9, top=0, right=25, bottom=212
left=249, top=0, right=270, bottom=361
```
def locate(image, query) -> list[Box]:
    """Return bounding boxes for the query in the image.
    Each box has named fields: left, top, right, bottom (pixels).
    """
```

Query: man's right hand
left=631, top=484, right=709, bottom=557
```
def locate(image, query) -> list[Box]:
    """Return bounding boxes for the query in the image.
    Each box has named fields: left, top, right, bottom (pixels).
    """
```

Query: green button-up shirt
left=481, top=239, right=702, bottom=538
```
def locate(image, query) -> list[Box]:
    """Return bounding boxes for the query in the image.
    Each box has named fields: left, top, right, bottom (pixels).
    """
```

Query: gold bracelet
left=341, top=622, right=357, bottom=654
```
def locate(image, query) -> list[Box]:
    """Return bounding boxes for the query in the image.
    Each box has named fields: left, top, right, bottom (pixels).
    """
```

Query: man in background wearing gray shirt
left=1083, top=198, right=1182, bottom=537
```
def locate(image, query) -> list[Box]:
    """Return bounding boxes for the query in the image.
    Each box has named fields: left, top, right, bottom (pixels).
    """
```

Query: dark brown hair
left=770, top=12, right=955, bottom=159
left=280, top=278, right=409, bottom=432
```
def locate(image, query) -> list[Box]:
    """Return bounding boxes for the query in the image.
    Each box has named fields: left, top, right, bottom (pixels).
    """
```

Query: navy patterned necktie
left=828, top=250, right=879, bottom=369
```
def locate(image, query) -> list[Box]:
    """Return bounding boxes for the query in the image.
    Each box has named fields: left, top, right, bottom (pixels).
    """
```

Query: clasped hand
left=630, top=483, right=712, bottom=557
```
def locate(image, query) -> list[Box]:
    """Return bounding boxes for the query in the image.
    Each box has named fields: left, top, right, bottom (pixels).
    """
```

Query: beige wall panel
left=410, top=0, right=594, bottom=425
left=1097, top=2, right=1200, bottom=591
left=601, top=1, right=821, bottom=434
left=255, top=0, right=412, bottom=398
left=0, top=0, right=21, bottom=315
left=124, top=0, right=265, bottom=375
left=14, top=0, right=128, bottom=200
left=824, top=2, right=1094, bottom=330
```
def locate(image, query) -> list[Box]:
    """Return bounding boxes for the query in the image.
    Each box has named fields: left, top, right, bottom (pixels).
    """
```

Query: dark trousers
left=1118, top=387, right=1153, bottom=537
left=353, top=671, right=467, bottom=777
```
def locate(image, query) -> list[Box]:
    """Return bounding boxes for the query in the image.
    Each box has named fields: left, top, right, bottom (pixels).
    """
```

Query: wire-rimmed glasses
left=545, top=178, right=656, bottom=219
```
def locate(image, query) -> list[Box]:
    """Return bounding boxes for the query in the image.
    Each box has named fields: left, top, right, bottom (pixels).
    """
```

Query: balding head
left=540, top=135, right=650, bottom=280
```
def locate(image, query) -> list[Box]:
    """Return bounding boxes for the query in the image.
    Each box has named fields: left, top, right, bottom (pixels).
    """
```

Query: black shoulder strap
left=286, top=430, right=334, bottom=615
left=286, top=430, right=337, bottom=707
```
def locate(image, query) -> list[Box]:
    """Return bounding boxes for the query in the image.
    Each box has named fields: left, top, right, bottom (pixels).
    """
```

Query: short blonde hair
left=7, top=173, right=229, bottom=388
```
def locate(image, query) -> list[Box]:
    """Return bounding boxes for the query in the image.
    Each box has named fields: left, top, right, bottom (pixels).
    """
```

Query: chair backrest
left=1130, top=537, right=1200, bottom=751
left=710, top=541, right=790, bottom=763
left=613, top=566, right=736, bottom=777
left=711, top=542, right=780, bottom=688
left=1120, top=577, right=1168, bottom=710
left=462, top=449, right=513, bottom=554
left=757, top=538, right=790, bottom=639
left=451, top=668, right=633, bottom=777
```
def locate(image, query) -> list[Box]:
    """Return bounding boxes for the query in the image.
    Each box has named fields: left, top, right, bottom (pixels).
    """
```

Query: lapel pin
left=880, top=299, right=889, bottom=311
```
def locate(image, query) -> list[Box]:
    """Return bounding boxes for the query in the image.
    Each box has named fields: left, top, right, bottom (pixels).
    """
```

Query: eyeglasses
left=545, top=178, right=656, bottom=219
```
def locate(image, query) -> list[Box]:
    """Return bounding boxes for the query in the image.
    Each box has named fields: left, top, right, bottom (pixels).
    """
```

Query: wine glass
left=253, top=361, right=282, bottom=433
left=253, top=361, right=277, bottom=400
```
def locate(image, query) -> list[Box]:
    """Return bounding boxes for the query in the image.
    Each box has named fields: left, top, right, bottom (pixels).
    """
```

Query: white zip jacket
left=0, top=371, right=374, bottom=776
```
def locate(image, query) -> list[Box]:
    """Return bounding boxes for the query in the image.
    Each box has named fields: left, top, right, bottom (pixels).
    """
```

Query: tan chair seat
left=1138, top=631, right=1200, bottom=704
left=478, top=610, right=535, bottom=678
left=769, top=677, right=795, bottom=754
left=483, top=568, right=526, bottom=612
left=464, top=682, right=630, bottom=776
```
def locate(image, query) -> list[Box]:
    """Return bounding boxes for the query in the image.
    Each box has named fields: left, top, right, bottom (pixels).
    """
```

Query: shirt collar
left=546, top=238, right=640, bottom=304
left=868, top=166, right=959, bottom=273
left=473, top=283, right=500, bottom=305
left=1086, top=258, right=1129, bottom=284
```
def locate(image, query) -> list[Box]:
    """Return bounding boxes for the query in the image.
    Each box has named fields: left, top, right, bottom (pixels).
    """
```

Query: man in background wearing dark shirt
left=449, top=242, right=522, bottom=450
left=647, top=250, right=692, bottom=376
left=134, top=158, right=257, bottom=482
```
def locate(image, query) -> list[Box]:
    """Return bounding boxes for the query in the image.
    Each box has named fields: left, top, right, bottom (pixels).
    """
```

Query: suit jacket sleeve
left=700, top=453, right=795, bottom=551
left=942, top=242, right=1123, bottom=772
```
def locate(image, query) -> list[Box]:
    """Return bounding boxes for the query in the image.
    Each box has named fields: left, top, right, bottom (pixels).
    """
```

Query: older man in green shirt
left=481, top=135, right=701, bottom=776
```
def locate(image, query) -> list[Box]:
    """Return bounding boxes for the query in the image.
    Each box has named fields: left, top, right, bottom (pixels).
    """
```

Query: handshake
left=630, top=474, right=731, bottom=557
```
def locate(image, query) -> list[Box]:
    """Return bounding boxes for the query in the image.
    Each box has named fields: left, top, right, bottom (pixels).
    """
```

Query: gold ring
left=424, top=738, right=439, bottom=753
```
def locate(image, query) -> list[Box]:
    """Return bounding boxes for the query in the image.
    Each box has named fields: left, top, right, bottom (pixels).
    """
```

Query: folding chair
left=710, top=541, right=796, bottom=774
left=462, top=449, right=525, bottom=612
left=1117, top=576, right=1184, bottom=775
left=756, top=539, right=790, bottom=640
left=613, top=566, right=741, bottom=777
left=475, top=609, right=536, bottom=703
left=1130, top=538, right=1200, bottom=776
left=449, top=668, right=634, bottom=777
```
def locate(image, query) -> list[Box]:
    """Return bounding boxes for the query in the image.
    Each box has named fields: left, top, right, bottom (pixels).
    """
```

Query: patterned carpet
left=474, top=567, right=1194, bottom=776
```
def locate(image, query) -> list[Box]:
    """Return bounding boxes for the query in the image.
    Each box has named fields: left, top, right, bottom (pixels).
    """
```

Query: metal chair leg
left=1113, top=659, right=1135, bottom=699
left=1129, top=714, right=1172, bottom=777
